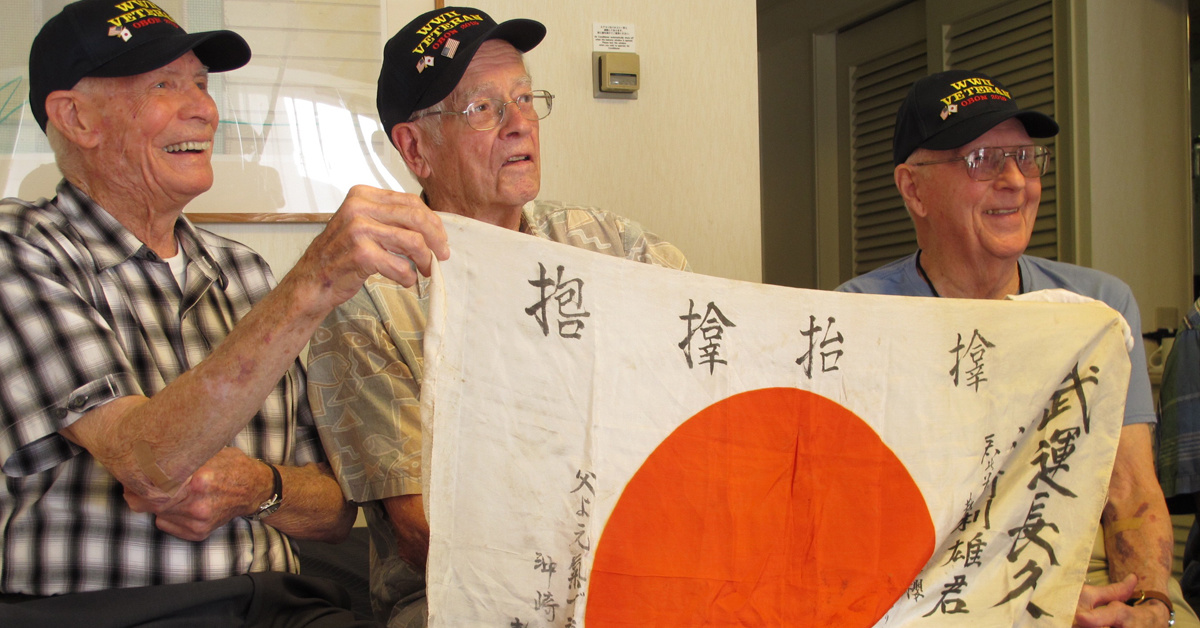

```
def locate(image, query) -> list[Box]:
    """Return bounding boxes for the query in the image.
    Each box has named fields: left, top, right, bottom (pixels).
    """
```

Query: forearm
left=1103, top=496, right=1173, bottom=590
left=1102, top=424, right=1173, bottom=591
left=1101, top=508, right=1174, bottom=627
left=383, top=494, right=430, bottom=572
left=62, top=276, right=331, bottom=500
left=57, top=187, right=447, bottom=503
left=262, top=462, right=357, bottom=544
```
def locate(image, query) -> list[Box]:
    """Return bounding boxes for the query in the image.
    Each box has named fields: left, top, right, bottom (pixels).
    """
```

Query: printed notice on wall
left=593, top=23, right=636, bottom=52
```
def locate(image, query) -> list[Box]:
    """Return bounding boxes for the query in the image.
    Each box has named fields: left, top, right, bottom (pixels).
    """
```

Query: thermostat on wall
left=593, top=23, right=638, bottom=100
left=593, top=52, right=638, bottom=100
left=596, top=52, right=639, bottom=94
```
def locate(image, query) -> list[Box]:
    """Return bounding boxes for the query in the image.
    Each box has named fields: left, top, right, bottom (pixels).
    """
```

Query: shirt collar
left=518, top=207, right=532, bottom=235
left=421, top=191, right=536, bottom=234
left=54, top=179, right=223, bottom=281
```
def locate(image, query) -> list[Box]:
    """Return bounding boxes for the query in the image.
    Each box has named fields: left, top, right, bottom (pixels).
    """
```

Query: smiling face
left=79, top=51, right=219, bottom=213
left=419, top=40, right=540, bottom=227
left=906, top=118, right=1041, bottom=269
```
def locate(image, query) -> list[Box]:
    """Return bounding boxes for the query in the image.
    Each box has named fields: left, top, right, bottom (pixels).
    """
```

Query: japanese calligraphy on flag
left=420, top=213, right=1130, bottom=628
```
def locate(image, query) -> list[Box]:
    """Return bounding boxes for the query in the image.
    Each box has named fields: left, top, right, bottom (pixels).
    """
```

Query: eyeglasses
left=911, top=145, right=1051, bottom=181
left=410, top=90, right=554, bottom=131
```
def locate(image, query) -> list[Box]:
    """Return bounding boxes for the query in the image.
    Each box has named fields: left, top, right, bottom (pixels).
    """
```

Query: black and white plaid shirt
left=0, top=180, right=320, bottom=595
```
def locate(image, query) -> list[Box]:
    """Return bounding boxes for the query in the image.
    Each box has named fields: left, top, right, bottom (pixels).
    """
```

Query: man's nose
left=993, top=153, right=1027, bottom=187
left=497, top=101, right=534, bottom=134
left=182, top=88, right=218, bottom=125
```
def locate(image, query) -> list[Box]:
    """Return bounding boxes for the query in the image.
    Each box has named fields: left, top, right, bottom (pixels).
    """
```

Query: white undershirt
left=164, top=246, right=187, bottom=289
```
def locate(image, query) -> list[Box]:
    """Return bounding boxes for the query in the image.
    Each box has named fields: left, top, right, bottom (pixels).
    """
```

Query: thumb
left=1112, top=573, right=1139, bottom=598
left=1079, top=574, right=1138, bottom=610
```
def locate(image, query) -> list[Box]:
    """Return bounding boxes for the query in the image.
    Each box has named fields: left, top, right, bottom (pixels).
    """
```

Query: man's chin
left=175, top=179, right=216, bottom=206
left=498, top=169, right=538, bottom=197
left=503, top=185, right=539, bottom=207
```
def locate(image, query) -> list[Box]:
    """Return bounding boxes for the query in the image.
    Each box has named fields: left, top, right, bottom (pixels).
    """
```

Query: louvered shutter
left=946, top=0, right=1058, bottom=259
left=848, top=43, right=927, bottom=275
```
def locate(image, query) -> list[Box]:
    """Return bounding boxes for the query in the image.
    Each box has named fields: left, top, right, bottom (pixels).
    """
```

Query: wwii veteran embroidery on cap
left=28, top=0, right=250, bottom=131
left=890, top=69, right=1058, bottom=167
left=375, top=6, right=545, bottom=142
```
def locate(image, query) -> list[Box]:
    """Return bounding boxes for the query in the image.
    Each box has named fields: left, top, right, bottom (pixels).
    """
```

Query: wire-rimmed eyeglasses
left=911, top=145, right=1051, bottom=181
left=410, top=90, right=554, bottom=131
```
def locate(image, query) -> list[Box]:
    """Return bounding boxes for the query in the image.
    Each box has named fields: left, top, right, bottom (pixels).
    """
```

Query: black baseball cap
left=377, top=6, right=545, bottom=142
left=29, top=0, right=251, bottom=131
left=892, top=69, right=1058, bottom=166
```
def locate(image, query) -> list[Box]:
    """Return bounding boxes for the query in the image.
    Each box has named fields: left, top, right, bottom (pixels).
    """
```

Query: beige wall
left=1074, top=0, right=1192, bottom=329
left=214, top=0, right=763, bottom=282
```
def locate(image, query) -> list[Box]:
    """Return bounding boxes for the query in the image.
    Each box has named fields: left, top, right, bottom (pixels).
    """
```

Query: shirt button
left=68, top=395, right=89, bottom=411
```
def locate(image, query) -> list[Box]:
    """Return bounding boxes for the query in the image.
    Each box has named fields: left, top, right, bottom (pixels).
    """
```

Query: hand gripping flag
left=420, top=213, right=1130, bottom=628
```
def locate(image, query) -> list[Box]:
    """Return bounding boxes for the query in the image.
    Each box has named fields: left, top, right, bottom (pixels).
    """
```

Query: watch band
left=1126, top=589, right=1175, bottom=626
left=247, top=462, right=282, bottom=521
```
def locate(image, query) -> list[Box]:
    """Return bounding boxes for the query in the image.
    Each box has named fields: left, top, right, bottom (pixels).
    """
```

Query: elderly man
left=0, top=1, right=447, bottom=625
left=305, top=6, right=688, bottom=627
left=838, top=69, right=1194, bottom=628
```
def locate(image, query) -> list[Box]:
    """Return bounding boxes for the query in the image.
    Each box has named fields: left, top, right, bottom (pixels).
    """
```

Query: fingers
left=344, top=185, right=449, bottom=260
left=123, top=480, right=192, bottom=514
left=125, top=485, right=218, bottom=542
left=288, top=186, right=450, bottom=306
left=1074, top=576, right=1139, bottom=627
left=134, top=448, right=260, bottom=542
left=1081, top=575, right=1138, bottom=607
left=351, top=214, right=442, bottom=281
left=124, top=489, right=151, bottom=513
left=152, top=503, right=220, bottom=542
left=1112, top=573, right=1138, bottom=598
left=334, top=186, right=450, bottom=274
left=300, top=217, right=421, bottom=296
left=1074, top=602, right=1129, bottom=628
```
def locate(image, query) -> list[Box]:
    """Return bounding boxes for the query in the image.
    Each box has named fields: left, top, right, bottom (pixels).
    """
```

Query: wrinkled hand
left=288, top=185, right=450, bottom=310
left=125, top=447, right=268, bottom=542
left=1073, top=574, right=1169, bottom=627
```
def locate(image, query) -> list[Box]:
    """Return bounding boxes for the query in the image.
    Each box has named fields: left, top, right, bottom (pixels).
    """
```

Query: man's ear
left=894, top=164, right=927, bottom=219
left=44, top=90, right=101, bottom=149
left=392, top=123, right=432, bottom=179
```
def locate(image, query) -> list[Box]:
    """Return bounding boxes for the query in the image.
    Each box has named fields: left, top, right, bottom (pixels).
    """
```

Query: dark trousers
left=0, top=572, right=381, bottom=628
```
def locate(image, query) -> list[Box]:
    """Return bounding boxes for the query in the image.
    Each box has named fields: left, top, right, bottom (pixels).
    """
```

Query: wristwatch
left=1126, top=589, right=1175, bottom=627
left=247, top=462, right=282, bottom=521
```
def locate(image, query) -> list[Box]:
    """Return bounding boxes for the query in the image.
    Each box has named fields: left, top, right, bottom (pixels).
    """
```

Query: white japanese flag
left=421, top=214, right=1129, bottom=628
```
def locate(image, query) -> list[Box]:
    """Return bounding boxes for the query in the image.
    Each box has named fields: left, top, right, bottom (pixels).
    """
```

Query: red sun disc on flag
left=587, top=387, right=935, bottom=627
